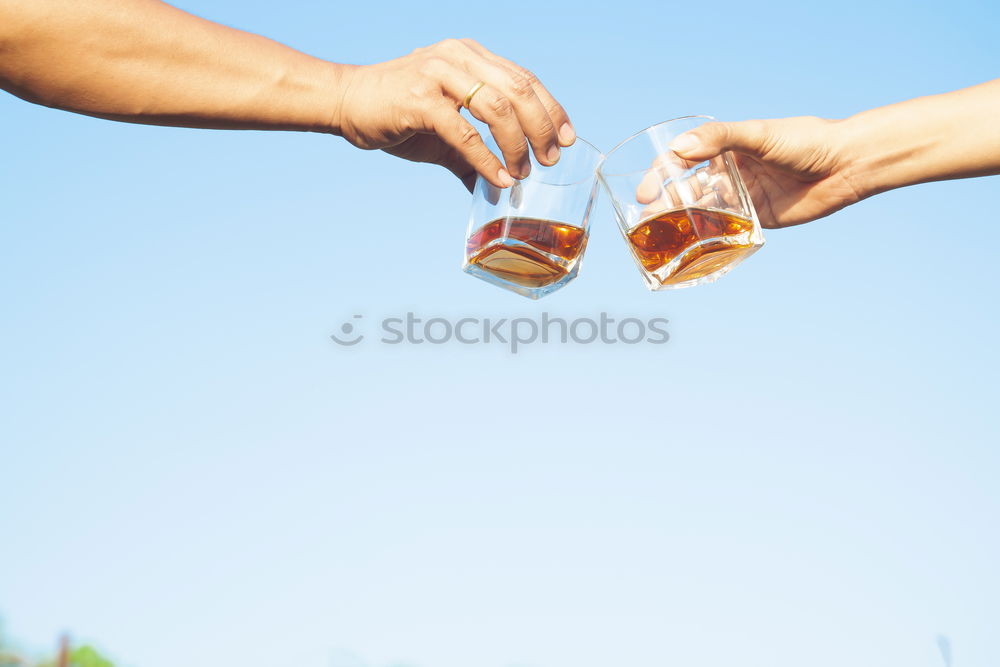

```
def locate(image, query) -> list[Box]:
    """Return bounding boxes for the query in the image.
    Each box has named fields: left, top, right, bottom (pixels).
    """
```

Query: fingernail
left=547, top=145, right=561, bottom=164
left=498, top=168, right=514, bottom=187
left=558, top=122, right=576, bottom=146
left=669, top=133, right=700, bottom=155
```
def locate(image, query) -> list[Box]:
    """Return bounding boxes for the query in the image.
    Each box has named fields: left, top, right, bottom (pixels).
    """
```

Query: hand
left=335, top=38, right=576, bottom=191
left=666, top=117, right=864, bottom=228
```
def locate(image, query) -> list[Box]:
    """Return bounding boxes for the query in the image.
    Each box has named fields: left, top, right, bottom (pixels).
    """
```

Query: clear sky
left=1, top=1, right=998, bottom=666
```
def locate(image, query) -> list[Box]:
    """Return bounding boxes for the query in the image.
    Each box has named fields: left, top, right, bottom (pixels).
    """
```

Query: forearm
left=841, top=78, right=1000, bottom=198
left=0, top=0, right=348, bottom=133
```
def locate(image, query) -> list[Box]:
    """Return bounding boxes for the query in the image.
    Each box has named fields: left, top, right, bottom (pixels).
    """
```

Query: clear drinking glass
left=598, top=116, right=764, bottom=290
left=463, top=138, right=604, bottom=299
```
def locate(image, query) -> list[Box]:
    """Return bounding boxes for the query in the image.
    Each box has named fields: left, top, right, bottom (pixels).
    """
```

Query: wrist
left=245, top=56, right=356, bottom=134
left=833, top=114, right=885, bottom=202
left=323, top=63, right=359, bottom=136
left=303, top=61, right=353, bottom=136
left=836, top=104, right=943, bottom=201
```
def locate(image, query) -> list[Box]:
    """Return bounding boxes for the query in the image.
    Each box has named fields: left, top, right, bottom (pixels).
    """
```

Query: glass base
left=462, top=260, right=581, bottom=299
left=641, top=240, right=763, bottom=291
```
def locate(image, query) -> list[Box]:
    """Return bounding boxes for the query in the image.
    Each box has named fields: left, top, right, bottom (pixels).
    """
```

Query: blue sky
left=1, top=1, right=998, bottom=666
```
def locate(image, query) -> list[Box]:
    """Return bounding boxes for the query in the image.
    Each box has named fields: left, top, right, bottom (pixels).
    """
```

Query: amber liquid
left=466, top=217, right=587, bottom=288
left=626, top=207, right=757, bottom=285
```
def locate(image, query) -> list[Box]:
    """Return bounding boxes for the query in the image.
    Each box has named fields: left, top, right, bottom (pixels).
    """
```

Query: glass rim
left=483, top=136, right=605, bottom=187
left=599, top=115, right=717, bottom=178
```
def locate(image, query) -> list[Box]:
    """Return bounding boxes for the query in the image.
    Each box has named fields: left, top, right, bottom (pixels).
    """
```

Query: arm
left=0, top=0, right=575, bottom=189
left=667, top=79, right=1000, bottom=228
left=0, top=0, right=345, bottom=132
left=841, top=79, right=1000, bottom=194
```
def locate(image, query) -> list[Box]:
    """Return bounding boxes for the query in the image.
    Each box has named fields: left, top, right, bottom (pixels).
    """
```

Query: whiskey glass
left=598, top=116, right=765, bottom=290
left=463, top=137, right=604, bottom=299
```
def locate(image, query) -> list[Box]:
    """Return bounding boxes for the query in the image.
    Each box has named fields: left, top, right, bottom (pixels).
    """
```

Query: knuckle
left=519, top=69, right=540, bottom=86
left=507, top=71, right=536, bottom=98
left=458, top=124, right=482, bottom=150
left=488, top=94, right=515, bottom=119
left=505, top=138, right=529, bottom=159
left=436, top=38, right=463, bottom=53
left=534, top=116, right=556, bottom=139
left=545, top=100, right=566, bottom=119
left=700, top=120, right=726, bottom=143
left=742, top=119, right=770, bottom=145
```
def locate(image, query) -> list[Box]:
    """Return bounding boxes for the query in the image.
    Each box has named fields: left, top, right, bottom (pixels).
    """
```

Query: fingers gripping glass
left=463, top=137, right=604, bottom=299
left=598, top=116, right=765, bottom=290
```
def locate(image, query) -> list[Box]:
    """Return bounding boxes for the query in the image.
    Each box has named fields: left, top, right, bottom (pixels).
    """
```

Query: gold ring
left=462, top=81, right=486, bottom=109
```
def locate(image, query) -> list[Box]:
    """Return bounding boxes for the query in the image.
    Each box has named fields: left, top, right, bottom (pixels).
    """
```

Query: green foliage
left=35, top=645, right=115, bottom=667
left=67, top=646, right=115, bottom=667
left=0, top=618, right=116, bottom=667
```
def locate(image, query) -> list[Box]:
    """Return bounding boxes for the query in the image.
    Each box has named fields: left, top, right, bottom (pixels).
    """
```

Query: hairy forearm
left=0, top=0, right=347, bottom=132
left=842, top=78, right=1000, bottom=198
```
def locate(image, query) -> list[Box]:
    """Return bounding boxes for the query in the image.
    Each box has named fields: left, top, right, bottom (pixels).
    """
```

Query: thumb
left=668, top=120, right=771, bottom=161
